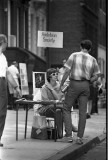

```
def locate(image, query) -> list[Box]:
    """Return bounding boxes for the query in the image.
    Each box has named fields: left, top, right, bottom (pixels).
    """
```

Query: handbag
left=31, top=115, right=48, bottom=140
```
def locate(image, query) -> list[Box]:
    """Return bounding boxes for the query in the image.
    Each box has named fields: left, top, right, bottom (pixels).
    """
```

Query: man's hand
left=90, top=75, right=98, bottom=83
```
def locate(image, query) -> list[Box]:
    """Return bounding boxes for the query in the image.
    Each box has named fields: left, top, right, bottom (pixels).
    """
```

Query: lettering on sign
left=37, top=31, right=63, bottom=48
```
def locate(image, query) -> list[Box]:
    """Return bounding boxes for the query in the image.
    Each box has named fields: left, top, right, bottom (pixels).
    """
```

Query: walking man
left=59, top=40, right=100, bottom=144
left=0, top=34, right=21, bottom=147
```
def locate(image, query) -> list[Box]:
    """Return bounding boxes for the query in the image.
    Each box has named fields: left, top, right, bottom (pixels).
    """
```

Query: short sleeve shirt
left=8, top=65, right=19, bottom=79
left=64, top=51, right=100, bottom=81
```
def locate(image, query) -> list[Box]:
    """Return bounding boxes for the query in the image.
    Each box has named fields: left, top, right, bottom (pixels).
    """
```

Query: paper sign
left=37, top=31, right=63, bottom=48
left=19, top=63, right=29, bottom=95
left=32, top=72, right=46, bottom=96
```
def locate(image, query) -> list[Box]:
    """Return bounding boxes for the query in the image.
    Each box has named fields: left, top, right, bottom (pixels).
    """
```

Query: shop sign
left=37, top=31, right=63, bottom=48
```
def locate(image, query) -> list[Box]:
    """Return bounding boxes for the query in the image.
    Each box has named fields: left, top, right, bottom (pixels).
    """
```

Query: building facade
left=28, top=0, right=47, bottom=61
left=0, top=0, right=106, bottom=93
left=98, top=0, right=106, bottom=79
left=47, top=0, right=101, bottom=66
left=0, top=0, right=47, bottom=93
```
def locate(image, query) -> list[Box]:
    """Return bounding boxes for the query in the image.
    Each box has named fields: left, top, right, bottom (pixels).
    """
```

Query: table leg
left=54, top=104, right=56, bottom=142
left=61, top=109, right=63, bottom=137
left=25, top=105, right=28, bottom=139
left=16, top=104, right=18, bottom=141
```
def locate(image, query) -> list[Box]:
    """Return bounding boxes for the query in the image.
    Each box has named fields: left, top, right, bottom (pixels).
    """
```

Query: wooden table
left=15, top=99, right=64, bottom=141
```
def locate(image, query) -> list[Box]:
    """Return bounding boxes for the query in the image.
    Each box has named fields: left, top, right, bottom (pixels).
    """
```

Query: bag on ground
left=31, top=115, right=48, bottom=140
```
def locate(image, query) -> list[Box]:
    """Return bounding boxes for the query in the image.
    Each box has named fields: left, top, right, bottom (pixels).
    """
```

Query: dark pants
left=0, top=78, right=8, bottom=138
left=63, top=80, right=90, bottom=138
left=38, top=105, right=63, bottom=137
left=91, top=87, right=98, bottom=114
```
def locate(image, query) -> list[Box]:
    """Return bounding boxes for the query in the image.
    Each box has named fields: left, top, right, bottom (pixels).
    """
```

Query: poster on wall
left=19, top=63, right=29, bottom=95
left=32, top=72, right=46, bottom=97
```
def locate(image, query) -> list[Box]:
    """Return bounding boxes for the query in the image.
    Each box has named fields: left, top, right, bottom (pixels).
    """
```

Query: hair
left=46, top=68, right=57, bottom=82
left=0, top=34, right=7, bottom=46
left=80, top=40, right=92, bottom=51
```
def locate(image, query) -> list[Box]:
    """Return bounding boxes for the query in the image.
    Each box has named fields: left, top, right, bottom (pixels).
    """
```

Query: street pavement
left=0, top=107, right=106, bottom=160
left=75, top=139, right=106, bottom=160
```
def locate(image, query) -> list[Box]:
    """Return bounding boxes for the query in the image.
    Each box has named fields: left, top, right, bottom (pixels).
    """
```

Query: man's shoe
left=76, top=138, right=83, bottom=145
left=72, top=126, right=78, bottom=132
left=0, top=142, right=3, bottom=147
left=60, top=136, right=73, bottom=142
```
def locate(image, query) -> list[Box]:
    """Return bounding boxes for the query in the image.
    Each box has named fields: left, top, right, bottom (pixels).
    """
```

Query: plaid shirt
left=64, top=51, right=100, bottom=81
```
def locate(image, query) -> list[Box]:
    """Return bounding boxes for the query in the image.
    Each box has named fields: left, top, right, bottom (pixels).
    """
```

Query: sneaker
left=76, top=138, right=83, bottom=145
left=61, top=136, right=73, bottom=142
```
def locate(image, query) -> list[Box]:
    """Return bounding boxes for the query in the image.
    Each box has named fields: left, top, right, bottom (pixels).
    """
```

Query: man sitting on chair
left=34, top=68, right=77, bottom=138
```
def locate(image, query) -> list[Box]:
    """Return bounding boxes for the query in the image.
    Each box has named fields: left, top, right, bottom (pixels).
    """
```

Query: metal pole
left=16, top=104, right=18, bottom=141
left=46, top=0, right=50, bottom=68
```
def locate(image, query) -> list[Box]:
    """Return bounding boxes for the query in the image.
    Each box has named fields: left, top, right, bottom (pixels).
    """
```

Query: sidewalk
left=0, top=108, right=106, bottom=160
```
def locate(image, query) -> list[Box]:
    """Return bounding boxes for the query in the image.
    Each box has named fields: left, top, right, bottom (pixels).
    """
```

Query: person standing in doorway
left=8, top=61, right=20, bottom=109
left=59, top=40, right=100, bottom=144
left=0, top=34, right=21, bottom=147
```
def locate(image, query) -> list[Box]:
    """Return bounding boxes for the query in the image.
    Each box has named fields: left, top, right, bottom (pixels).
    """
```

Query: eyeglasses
left=51, top=73, right=58, bottom=76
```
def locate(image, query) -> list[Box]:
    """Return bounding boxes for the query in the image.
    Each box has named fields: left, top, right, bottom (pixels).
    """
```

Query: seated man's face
left=50, top=72, right=58, bottom=81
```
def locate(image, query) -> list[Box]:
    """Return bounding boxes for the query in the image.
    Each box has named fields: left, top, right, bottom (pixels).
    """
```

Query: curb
left=45, top=134, right=106, bottom=160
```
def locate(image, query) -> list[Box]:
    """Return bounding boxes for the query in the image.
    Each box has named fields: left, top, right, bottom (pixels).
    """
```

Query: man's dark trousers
left=63, top=80, right=90, bottom=138
left=0, top=78, right=8, bottom=139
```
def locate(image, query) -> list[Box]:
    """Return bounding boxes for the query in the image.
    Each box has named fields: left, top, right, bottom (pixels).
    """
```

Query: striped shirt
left=64, top=51, right=100, bottom=81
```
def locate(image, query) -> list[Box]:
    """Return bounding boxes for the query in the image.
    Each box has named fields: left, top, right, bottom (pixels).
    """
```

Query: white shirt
left=0, top=53, right=8, bottom=77
left=8, top=64, right=19, bottom=94
left=8, top=65, right=19, bottom=79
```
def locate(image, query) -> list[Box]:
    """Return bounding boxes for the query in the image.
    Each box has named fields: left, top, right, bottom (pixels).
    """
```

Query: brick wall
left=48, top=0, right=99, bottom=67
left=48, top=0, right=83, bottom=67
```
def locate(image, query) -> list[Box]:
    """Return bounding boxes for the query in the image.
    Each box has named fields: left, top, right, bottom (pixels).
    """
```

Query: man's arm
left=59, top=68, right=70, bottom=90
left=90, top=73, right=101, bottom=83
left=90, top=59, right=101, bottom=83
left=90, top=74, right=98, bottom=83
